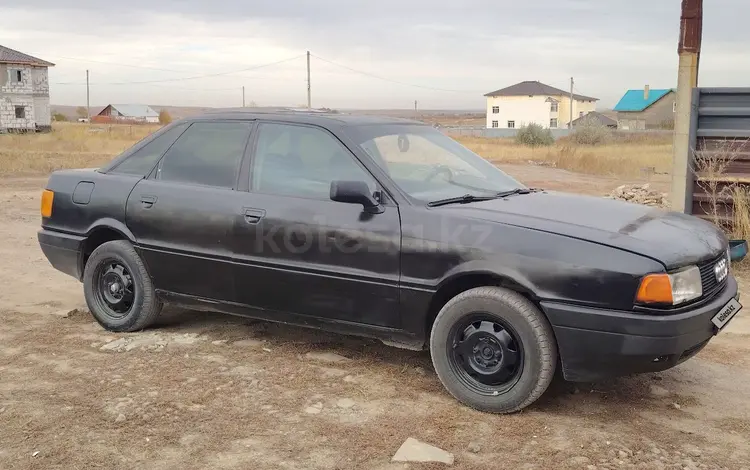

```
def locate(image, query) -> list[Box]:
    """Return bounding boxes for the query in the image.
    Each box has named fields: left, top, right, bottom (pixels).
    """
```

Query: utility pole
left=242, top=86, right=245, bottom=107
left=86, top=69, right=90, bottom=121
left=306, top=51, right=311, bottom=109
left=671, top=0, right=703, bottom=212
left=568, top=77, right=574, bottom=129
left=414, top=100, right=418, bottom=119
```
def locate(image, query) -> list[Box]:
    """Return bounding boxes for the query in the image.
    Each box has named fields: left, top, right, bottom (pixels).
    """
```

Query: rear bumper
left=542, top=276, right=740, bottom=382
left=38, top=229, right=85, bottom=280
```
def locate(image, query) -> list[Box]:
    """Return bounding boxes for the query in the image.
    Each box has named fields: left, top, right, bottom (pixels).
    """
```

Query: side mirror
left=330, top=180, right=384, bottom=214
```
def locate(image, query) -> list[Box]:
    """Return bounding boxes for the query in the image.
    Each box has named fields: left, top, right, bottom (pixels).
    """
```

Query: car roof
left=185, top=107, right=426, bottom=126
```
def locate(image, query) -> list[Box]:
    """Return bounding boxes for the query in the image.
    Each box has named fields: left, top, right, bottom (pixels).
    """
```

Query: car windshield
left=346, top=124, right=524, bottom=202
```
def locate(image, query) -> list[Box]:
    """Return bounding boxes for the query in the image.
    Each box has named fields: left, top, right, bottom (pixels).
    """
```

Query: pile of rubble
left=606, top=184, right=669, bottom=208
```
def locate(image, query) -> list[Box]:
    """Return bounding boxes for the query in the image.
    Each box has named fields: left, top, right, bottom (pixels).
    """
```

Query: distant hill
left=51, top=104, right=215, bottom=121
left=51, top=105, right=106, bottom=119
left=50, top=105, right=485, bottom=126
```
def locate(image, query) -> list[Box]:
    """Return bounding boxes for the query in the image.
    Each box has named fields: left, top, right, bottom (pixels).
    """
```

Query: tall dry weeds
left=692, top=138, right=749, bottom=233
left=732, top=186, right=750, bottom=241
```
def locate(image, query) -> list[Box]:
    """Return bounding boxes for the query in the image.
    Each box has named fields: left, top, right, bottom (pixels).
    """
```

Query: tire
left=429, top=286, right=557, bottom=414
left=83, top=240, right=162, bottom=332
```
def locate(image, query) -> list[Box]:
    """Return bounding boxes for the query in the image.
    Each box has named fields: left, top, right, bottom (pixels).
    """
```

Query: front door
left=232, top=122, right=402, bottom=328
left=127, top=120, right=253, bottom=301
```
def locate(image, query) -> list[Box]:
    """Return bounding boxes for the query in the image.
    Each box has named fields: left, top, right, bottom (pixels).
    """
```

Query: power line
left=54, top=82, right=248, bottom=92
left=48, top=55, right=195, bottom=74
left=50, top=55, right=300, bottom=81
left=53, top=54, right=305, bottom=86
left=573, top=85, right=592, bottom=98
left=53, top=79, right=296, bottom=90
left=310, top=54, right=480, bottom=94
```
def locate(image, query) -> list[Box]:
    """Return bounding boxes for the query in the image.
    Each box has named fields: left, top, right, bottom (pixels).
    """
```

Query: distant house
left=0, top=45, right=55, bottom=132
left=97, top=104, right=159, bottom=123
left=484, top=81, right=598, bottom=129
left=571, top=111, right=618, bottom=129
left=613, top=86, right=676, bottom=130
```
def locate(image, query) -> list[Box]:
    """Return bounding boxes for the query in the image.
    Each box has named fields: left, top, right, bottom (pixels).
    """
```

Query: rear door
left=126, top=120, right=254, bottom=301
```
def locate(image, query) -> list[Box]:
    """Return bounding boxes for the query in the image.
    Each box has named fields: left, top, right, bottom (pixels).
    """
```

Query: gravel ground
left=1, top=172, right=748, bottom=470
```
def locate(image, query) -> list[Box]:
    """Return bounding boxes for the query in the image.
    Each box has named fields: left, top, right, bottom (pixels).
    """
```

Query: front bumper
left=38, top=229, right=85, bottom=280
left=542, top=275, right=740, bottom=382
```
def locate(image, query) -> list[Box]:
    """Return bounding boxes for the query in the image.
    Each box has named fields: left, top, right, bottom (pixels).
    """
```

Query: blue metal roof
left=109, top=104, right=158, bottom=118
left=613, top=89, right=674, bottom=112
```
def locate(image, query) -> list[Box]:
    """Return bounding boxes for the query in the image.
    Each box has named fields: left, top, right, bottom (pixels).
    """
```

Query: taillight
left=41, top=190, right=54, bottom=218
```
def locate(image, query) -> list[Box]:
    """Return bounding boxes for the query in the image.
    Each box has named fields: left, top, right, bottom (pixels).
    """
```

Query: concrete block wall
left=1, top=95, right=35, bottom=130
left=0, top=66, right=51, bottom=130
left=1, top=66, right=33, bottom=95
left=33, top=96, right=50, bottom=126
left=31, top=67, right=49, bottom=96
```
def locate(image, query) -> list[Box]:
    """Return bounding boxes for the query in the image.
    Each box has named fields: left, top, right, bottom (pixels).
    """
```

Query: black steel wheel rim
left=447, top=313, right=524, bottom=395
left=94, top=259, right=135, bottom=318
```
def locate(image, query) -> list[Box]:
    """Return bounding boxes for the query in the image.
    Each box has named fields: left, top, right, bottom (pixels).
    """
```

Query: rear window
left=110, top=123, right=188, bottom=176
left=156, top=122, right=251, bottom=189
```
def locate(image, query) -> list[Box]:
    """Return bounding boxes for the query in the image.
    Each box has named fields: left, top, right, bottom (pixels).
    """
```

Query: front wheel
left=83, top=240, right=162, bottom=332
left=429, top=286, right=557, bottom=413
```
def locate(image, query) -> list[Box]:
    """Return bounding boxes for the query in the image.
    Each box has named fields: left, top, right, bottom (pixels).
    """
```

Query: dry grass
left=732, top=186, right=750, bottom=241
left=453, top=135, right=673, bottom=178
left=1, top=122, right=674, bottom=180
left=0, top=122, right=161, bottom=175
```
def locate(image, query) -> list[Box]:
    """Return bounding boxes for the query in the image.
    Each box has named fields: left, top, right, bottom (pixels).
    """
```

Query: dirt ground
left=1, top=168, right=749, bottom=470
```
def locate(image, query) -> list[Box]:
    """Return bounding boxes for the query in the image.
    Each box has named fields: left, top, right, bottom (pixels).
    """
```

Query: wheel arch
left=423, top=264, right=544, bottom=343
left=79, top=219, right=136, bottom=280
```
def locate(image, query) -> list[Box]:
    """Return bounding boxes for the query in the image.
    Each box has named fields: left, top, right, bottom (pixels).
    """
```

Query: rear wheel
left=429, top=286, right=557, bottom=413
left=83, top=240, right=162, bottom=332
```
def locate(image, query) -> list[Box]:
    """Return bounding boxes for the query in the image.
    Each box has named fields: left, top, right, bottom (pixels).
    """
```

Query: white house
left=484, top=81, right=598, bottom=129
left=0, top=45, right=55, bottom=132
left=98, top=104, right=159, bottom=123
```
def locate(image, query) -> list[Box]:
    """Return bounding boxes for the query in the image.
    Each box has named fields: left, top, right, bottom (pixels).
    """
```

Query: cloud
left=1, top=0, right=749, bottom=109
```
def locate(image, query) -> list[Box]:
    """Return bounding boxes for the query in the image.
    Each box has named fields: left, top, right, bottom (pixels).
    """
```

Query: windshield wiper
left=427, top=194, right=498, bottom=207
left=428, top=188, right=542, bottom=207
left=495, top=188, right=540, bottom=198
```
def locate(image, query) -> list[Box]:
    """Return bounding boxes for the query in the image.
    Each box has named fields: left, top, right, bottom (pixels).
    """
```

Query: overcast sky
left=2, top=1, right=748, bottom=110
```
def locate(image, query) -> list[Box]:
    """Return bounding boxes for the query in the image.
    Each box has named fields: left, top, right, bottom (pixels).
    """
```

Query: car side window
left=110, top=123, right=188, bottom=176
left=157, top=121, right=251, bottom=189
left=251, top=123, right=375, bottom=199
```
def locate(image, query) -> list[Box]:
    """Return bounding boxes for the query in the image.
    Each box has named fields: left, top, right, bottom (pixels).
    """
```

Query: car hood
left=436, top=190, right=727, bottom=269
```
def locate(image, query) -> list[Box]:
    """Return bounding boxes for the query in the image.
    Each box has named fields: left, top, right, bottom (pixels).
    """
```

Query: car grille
left=698, top=252, right=728, bottom=300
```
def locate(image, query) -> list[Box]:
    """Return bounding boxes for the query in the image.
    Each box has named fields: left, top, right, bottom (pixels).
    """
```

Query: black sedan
left=38, top=109, right=742, bottom=413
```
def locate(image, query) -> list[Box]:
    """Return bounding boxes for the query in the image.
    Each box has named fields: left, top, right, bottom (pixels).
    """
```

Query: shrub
left=515, top=123, right=554, bottom=147
left=570, top=118, right=613, bottom=145
left=158, top=110, right=172, bottom=125
left=657, top=118, right=675, bottom=130
left=52, top=112, right=68, bottom=122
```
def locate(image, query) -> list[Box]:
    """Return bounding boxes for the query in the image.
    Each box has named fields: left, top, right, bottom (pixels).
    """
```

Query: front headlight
left=636, top=266, right=703, bottom=305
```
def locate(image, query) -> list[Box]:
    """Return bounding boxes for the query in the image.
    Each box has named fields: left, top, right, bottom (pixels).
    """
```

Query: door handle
left=244, top=208, right=265, bottom=224
left=140, top=195, right=157, bottom=209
